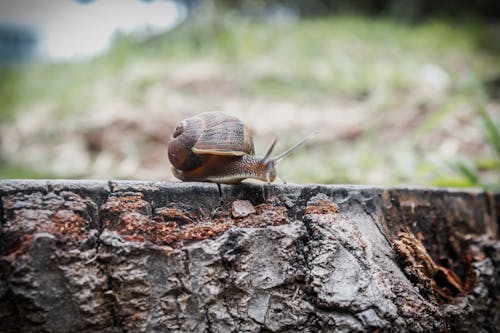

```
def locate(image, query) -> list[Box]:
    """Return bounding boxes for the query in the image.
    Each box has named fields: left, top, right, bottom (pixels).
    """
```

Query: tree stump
left=1, top=180, right=498, bottom=332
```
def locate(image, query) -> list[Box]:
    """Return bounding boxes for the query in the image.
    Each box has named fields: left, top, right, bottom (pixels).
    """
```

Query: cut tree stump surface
left=0, top=180, right=499, bottom=332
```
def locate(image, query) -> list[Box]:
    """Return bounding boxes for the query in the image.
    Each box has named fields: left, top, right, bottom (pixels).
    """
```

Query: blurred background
left=0, top=0, right=499, bottom=189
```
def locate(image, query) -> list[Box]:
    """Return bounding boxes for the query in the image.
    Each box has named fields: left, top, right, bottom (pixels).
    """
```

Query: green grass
left=2, top=16, right=497, bottom=119
left=0, top=163, right=57, bottom=179
left=155, top=16, right=499, bottom=100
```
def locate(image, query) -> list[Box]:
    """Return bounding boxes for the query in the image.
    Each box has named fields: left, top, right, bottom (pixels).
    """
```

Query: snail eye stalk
left=263, top=137, right=279, bottom=162
left=271, top=133, right=317, bottom=163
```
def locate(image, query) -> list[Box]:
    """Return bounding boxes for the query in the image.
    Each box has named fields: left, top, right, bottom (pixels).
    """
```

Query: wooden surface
left=1, top=180, right=499, bottom=332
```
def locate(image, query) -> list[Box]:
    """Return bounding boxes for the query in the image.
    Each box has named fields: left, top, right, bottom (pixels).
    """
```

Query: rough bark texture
left=0, top=180, right=498, bottom=332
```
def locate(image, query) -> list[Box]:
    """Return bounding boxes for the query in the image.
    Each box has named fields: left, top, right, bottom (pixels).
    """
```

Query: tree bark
left=1, top=180, right=498, bottom=332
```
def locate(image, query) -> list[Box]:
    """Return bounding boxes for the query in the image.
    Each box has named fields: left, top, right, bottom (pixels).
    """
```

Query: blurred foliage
left=457, top=107, right=499, bottom=190
left=0, top=11, right=499, bottom=189
left=431, top=105, right=500, bottom=190
left=2, top=15, right=499, bottom=114
left=215, top=0, right=500, bottom=20
left=479, top=106, right=500, bottom=157
left=0, top=68, right=20, bottom=122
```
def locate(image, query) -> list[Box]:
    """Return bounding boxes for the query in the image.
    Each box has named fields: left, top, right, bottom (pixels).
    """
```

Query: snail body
left=167, top=112, right=311, bottom=184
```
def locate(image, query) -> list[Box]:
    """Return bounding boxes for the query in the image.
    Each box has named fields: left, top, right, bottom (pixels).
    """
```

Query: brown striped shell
left=167, top=112, right=255, bottom=171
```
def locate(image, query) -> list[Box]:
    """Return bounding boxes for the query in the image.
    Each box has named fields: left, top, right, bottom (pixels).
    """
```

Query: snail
left=167, top=112, right=312, bottom=184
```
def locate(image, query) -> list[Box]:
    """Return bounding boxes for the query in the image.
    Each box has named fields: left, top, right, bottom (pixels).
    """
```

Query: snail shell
left=168, top=112, right=254, bottom=172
